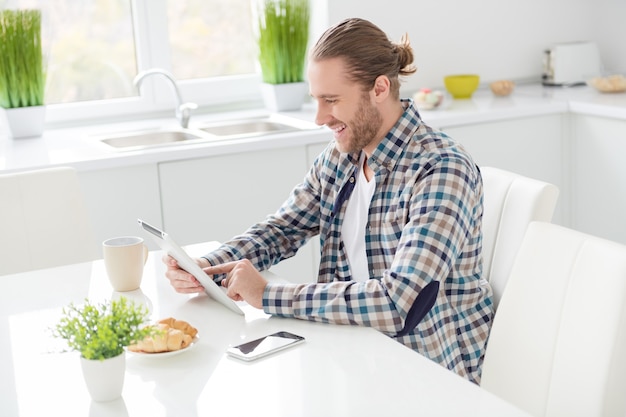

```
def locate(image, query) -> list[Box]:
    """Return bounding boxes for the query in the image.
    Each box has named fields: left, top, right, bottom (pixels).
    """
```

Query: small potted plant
left=0, top=9, right=46, bottom=138
left=53, top=297, right=155, bottom=402
left=256, top=0, right=309, bottom=111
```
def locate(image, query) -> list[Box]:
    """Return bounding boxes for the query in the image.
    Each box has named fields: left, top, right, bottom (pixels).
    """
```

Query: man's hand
left=162, top=254, right=207, bottom=294
left=205, top=259, right=268, bottom=309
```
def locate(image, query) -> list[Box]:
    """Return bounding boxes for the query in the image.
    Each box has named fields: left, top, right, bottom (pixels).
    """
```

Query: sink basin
left=98, top=129, right=204, bottom=149
left=199, top=119, right=305, bottom=138
left=94, top=115, right=321, bottom=151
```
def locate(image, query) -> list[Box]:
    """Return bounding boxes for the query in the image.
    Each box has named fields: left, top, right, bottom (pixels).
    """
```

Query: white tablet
left=138, top=219, right=244, bottom=315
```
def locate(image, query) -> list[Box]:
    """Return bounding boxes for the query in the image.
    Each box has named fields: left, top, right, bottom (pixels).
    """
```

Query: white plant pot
left=260, top=82, right=308, bottom=112
left=80, top=352, right=126, bottom=402
left=2, top=105, right=46, bottom=138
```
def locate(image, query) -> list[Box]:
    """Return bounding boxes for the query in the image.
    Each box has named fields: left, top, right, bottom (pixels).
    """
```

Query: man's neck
left=363, top=155, right=374, bottom=182
left=362, top=100, right=405, bottom=162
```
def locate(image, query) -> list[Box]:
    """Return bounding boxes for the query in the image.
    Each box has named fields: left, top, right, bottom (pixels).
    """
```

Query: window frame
left=45, top=0, right=263, bottom=126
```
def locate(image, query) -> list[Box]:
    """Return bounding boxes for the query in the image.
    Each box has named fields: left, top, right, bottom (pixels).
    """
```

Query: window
left=1, top=0, right=261, bottom=124
left=167, top=0, right=256, bottom=80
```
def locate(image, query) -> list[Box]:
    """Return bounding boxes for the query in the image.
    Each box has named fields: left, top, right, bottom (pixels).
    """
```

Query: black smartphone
left=226, top=331, right=305, bottom=362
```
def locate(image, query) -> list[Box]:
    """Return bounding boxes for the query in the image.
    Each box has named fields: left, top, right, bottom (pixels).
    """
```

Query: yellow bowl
left=444, top=74, right=480, bottom=99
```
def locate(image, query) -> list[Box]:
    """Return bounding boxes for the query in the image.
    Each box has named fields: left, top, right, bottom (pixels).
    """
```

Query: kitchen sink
left=98, top=129, right=205, bottom=149
left=198, top=119, right=304, bottom=138
left=94, top=115, right=321, bottom=150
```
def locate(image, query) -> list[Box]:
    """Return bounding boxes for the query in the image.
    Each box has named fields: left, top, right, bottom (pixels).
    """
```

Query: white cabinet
left=440, top=114, right=568, bottom=226
left=571, top=114, right=626, bottom=244
left=78, top=164, right=162, bottom=256
left=158, top=145, right=317, bottom=283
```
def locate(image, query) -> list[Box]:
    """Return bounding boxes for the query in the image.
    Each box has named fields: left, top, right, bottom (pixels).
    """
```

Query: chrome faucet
left=133, top=69, right=198, bottom=129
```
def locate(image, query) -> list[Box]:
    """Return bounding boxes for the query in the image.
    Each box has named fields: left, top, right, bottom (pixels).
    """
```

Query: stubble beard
left=341, top=93, right=384, bottom=154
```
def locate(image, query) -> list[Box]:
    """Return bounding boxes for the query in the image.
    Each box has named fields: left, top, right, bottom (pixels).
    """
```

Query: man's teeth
left=333, top=124, right=346, bottom=133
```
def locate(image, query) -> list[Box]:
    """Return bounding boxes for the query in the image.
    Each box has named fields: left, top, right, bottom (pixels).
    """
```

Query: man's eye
left=325, top=99, right=337, bottom=104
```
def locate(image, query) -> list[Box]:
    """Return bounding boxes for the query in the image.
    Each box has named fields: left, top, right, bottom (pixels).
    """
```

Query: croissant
left=158, top=317, right=198, bottom=338
left=128, top=319, right=196, bottom=353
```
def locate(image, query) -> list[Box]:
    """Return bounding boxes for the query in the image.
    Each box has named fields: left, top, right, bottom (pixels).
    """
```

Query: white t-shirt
left=341, top=156, right=376, bottom=281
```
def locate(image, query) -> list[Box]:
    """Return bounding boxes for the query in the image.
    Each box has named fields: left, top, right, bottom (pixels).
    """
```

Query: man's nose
left=314, top=103, right=331, bottom=126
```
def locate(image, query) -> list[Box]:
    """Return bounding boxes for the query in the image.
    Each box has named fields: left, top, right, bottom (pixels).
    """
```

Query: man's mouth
left=330, top=124, right=347, bottom=134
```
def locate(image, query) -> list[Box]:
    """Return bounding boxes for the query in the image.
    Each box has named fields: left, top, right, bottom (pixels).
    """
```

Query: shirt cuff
left=263, top=282, right=300, bottom=317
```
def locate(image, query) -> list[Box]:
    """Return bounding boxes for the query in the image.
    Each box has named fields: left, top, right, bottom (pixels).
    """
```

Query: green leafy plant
left=0, top=9, right=46, bottom=109
left=53, top=297, right=156, bottom=361
left=256, top=0, right=309, bottom=84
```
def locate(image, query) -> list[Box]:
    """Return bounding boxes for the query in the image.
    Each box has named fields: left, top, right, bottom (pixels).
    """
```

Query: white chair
left=481, top=221, right=626, bottom=417
left=0, top=167, right=97, bottom=275
left=481, top=167, right=559, bottom=310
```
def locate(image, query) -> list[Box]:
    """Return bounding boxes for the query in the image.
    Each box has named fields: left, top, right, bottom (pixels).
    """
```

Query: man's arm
left=263, top=159, right=482, bottom=335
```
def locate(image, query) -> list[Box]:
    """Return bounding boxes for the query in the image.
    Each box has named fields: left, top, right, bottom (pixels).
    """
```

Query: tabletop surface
left=0, top=243, right=531, bottom=417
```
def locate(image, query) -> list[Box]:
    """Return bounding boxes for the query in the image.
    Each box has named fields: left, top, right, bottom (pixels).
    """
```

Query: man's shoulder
left=402, top=126, right=480, bottom=181
left=409, top=124, right=472, bottom=161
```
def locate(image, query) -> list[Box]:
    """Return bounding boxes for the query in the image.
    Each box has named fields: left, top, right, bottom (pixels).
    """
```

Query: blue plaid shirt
left=205, top=100, right=493, bottom=384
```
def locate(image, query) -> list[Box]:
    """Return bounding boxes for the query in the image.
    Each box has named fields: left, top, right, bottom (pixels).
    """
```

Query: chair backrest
left=481, top=167, right=559, bottom=309
left=0, top=167, right=97, bottom=275
left=481, top=221, right=626, bottom=417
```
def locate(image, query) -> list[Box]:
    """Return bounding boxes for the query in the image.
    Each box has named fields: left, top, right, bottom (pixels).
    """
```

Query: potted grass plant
left=53, top=297, right=156, bottom=402
left=256, top=0, right=309, bottom=111
left=0, top=9, right=46, bottom=139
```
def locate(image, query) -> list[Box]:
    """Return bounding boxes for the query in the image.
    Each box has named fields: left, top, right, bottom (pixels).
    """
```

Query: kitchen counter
left=1, top=83, right=625, bottom=174
left=0, top=108, right=330, bottom=174
left=421, top=82, right=626, bottom=126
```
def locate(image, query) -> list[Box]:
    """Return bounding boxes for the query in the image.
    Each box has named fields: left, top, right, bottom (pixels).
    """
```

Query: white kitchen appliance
left=542, top=41, right=602, bottom=86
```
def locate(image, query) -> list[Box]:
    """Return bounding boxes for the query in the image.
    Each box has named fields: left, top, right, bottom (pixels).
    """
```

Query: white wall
left=590, top=0, right=626, bottom=72
left=321, top=0, right=623, bottom=93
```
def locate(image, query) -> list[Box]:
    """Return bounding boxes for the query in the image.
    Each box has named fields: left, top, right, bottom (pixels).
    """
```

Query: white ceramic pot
left=80, top=352, right=126, bottom=402
left=260, top=82, right=307, bottom=112
left=2, top=105, right=46, bottom=138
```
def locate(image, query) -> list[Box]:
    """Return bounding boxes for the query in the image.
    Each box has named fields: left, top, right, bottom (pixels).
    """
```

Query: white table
left=0, top=243, right=531, bottom=417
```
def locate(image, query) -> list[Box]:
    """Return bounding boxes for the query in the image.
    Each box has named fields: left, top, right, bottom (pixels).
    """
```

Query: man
left=164, top=18, right=493, bottom=384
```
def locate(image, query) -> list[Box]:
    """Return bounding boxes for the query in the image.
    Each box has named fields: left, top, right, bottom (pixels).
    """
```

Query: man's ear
left=373, top=75, right=391, bottom=102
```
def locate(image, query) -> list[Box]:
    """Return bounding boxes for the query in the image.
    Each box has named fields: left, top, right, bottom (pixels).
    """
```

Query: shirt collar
left=367, top=99, right=422, bottom=173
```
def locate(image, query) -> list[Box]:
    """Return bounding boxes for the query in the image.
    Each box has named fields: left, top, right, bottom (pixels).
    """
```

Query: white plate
left=127, top=336, right=198, bottom=358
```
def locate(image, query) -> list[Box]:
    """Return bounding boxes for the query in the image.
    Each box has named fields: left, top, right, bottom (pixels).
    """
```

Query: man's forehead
left=308, top=58, right=356, bottom=90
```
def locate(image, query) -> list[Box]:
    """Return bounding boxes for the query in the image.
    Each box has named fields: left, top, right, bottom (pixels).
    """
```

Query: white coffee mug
left=103, top=236, right=148, bottom=292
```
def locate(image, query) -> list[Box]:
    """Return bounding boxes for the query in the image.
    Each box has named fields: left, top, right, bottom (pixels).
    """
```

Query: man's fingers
left=173, top=275, right=201, bottom=287
left=162, top=254, right=179, bottom=267
left=204, top=260, right=241, bottom=276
